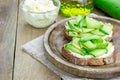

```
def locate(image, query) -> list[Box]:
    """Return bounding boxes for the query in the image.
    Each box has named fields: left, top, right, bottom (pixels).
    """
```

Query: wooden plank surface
left=0, top=0, right=18, bottom=80
left=13, top=0, right=62, bottom=80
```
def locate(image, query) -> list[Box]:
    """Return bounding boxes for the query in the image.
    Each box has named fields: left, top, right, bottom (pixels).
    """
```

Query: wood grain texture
left=13, top=1, right=62, bottom=79
left=44, top=15, right=120, bottom=78
left=0, top=0, right=18, bottom=80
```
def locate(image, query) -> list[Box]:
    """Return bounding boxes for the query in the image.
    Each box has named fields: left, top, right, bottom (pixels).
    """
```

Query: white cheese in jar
left=23, top=0, right=57, bottom=12
left=21, top=0, right=60, bottom=28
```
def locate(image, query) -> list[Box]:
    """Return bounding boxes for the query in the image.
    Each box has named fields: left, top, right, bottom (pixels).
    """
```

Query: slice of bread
left=62, top=47, right=116, bottom=66
left=63, top=16, right=115, bottom=66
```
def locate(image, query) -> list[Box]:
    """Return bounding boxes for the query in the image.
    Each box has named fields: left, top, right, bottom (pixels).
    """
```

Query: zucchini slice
left=91, top=29, right=105, bottom=36
left=97, top=43, right=108, bottom=49
left=86, top=17, right=103, bottom=28
left=100, top=23, right=113, bottom=34
left=82, top=41, right=97, bottom=50
left=82, top=28, right=95, bottom=33
left=107, top=42, right=113, bottom=50
left=91, top=38, right=108, bottom=49
left=90, top=49, right=107, bottom=57
left=69, top=31, right=79, bottom=37
left=71, top=38, right=81, bottom=49
left=67, top=21, right=82, bottom=32
left=64, top=43, right=82, bottom=54
left=64, top=43, right=85, bottom=56
left=80, top=33, right=100, bottom=41
left=77, top=16, right=86, bottom=27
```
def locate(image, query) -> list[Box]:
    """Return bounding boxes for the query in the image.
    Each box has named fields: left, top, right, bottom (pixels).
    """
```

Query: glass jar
left=60, top=0, right=94, bottom=17
left=20, top=0, right=60, bottom=28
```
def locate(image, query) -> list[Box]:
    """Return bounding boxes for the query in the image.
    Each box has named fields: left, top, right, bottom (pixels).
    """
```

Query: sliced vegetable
left=97, top=43, right=108, bottom=49
left=91, top=29, right=105, bottom=36
left=80, top=33, right=100, bottom=41
left=86, top=17, right=103, bottom=28
left=100, top=23, right=113, bottom=34
left=65, top=15, right=113, bottom=38
left=64, top=37, right=113, bottom=57
left=64, top=43, right=82, bottom=54
left=64, top=15, right=114, bottom=58
left=71, top=38, right=81, bottom=49
left=67, top=15, right=86, bottom=27
left=69, top=32, right=79, bottom=37
left=64, top=40, right=86, bottom=56
left=91, top=38, right=108, bottom=49
left=82, top=41, right=97, bottom=50
left=76, top=16, right=86, bottom=27
left=90, top=49, right=107, bottom=57
left=82, top=28, right=95, bottom=33
left=67, top=21, right=82, bottom=32
left=107, top=42, right=113, bottom=50
left=91, top=38, right=103, bottom=44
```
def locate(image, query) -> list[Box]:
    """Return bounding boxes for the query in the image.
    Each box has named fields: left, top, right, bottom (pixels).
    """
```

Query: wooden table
left=0, top=0, right=109, bottom=80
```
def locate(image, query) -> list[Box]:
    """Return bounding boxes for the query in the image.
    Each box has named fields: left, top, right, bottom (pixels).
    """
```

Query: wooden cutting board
left=44, top=15, right=120, bottom=78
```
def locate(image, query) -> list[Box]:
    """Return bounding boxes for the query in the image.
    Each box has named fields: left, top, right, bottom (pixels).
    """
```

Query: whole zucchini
left=94, top=0, right=120, bottom=20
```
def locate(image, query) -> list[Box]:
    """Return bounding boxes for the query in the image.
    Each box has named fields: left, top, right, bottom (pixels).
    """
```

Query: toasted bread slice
left=62, top=47, right=116, bottom=66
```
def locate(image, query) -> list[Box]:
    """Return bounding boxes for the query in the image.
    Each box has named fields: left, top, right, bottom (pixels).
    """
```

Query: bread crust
left=62, top=47, right=116, bottom=66
left=64, top=29, right=72, bottom=40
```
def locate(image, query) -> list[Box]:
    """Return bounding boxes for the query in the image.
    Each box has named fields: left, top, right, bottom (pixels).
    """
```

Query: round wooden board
left=44, top=15, right=120, bottom=78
